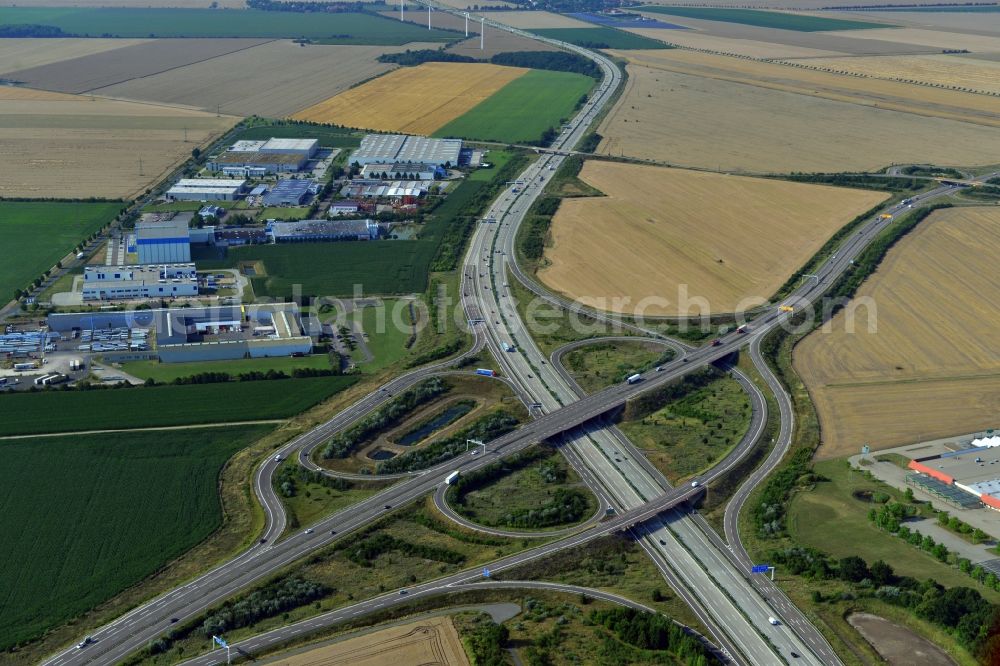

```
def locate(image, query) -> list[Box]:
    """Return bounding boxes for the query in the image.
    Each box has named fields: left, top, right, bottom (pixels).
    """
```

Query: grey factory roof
left=351, top=134, right=461, bottom=166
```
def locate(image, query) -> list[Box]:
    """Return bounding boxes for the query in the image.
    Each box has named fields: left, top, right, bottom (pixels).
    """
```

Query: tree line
left=376, top=410, right=520, bottom=474
left=321, top=377, right=449, bottom=458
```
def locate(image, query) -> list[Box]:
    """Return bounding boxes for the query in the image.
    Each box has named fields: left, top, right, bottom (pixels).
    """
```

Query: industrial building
left=261, top=179, right=315, bottom=207
left=267, top=219, right=379, bottom=243
left=166, top=178, right=247, bottom=202
left=350, top=134, right=462, bottom=169
left=136, top=215, right=191, bottom=264
left=907, top=436, right=1000, bottom=510
left=82, top=264, right=198, bottom=301
left=208, top=137, right=319, bottom=175
left=328, top=200, right=363, bottom=217
left=360, top=162, right=440, bottom=181
left=341, top=179, right=432, bottom=201
left=48, top=304, right=313, bottom=362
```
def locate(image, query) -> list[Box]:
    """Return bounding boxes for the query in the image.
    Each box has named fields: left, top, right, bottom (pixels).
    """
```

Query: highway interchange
left=41, top=10, right=998, bottom=666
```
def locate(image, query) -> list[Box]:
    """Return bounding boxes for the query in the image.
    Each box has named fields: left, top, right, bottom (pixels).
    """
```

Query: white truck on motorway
left=626, top=373, right=642, bottom=384
left=445, top=471, right=460, bottom=485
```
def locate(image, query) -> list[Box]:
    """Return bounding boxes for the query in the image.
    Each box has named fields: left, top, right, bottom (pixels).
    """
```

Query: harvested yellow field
left=480, top=10, right=592, bottom=28
left=614, top=49, right=1000, bottom=125
left=0, top=39, right=149, bottom=75
left=795, top=207, right=1000, bottom=458
left=823, top=27, right=1000, bottom=53
left=267, top=616, right=469, bottom=666
left=292, top=62, right=526, bottom=135
left=787, top=54, right=1000, bottom=95
left=0, top=92, right=236, bottom=199
left=628, top=28, right=847, bottom=58
left=537, top=162, right=887, bottom=316
left=596, top=50, right=1000, bottom=172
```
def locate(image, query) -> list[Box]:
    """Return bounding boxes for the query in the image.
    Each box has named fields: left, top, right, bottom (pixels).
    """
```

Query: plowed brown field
left=292, top=62, right=526, bottom=135
left=537, top=161, right=887, bottom=316
left=795, top=207, right=1000, bottom=458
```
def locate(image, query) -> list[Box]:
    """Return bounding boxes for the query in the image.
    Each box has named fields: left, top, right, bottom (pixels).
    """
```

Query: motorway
left=41, top=10, right=995, bottom=666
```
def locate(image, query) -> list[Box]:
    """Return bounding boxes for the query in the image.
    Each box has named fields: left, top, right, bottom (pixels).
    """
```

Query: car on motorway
left=259, top=537, right=267, bottom=544
left=304, top=528, right=314, bottom=534
left=76, top=637, right=94, bottom=649
left=384, top=504, right=392, bottom=510
left=274, top=455, right=283, bottom=462
left=768, top=616, right=780, bottom=625
left=659, top=539, right=666, bottom=545
left=170, top=617, right=179, bottom=623
left=399, top=589, right=408, bottom=595
left=691, top=480, right=700, bottom=487
left=330, top=530, right=337, bottom=535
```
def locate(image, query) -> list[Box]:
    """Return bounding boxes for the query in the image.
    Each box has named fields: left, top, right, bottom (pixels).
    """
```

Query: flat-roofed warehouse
left=166, top=178, right=247, bottom=202
left=262, top=179, right=314, bottom=207
left=82, top=264, right=198, bottom=301
left=136, top=215, right=191, bottom=264
left=208, top=137, right=319, bottom=175
left=350, top=134, right=462, bottom=168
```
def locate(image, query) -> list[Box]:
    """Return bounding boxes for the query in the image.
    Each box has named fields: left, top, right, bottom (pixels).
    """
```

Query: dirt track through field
left=537, top=161, right=887, bottom=316
left=795, top=207, right=1000, bottom=458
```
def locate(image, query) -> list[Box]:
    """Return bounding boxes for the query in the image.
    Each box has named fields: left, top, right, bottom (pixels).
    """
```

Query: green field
left=640, top=6, right=887, bottom=30
left=452, top=448, right=598, bottom=529
left=531, top=26, right=669, bottom=49
left=434, top=70, right=594, bottom=145
left=619, top=374, right=750, bottom=483
left=232, top=123, right=363, bottom=149
left=1, top=201, right=119, bottom=302
left=0, top=425, right=271, bottom=650
left=0, top=376, right=356, bottom=436
left=788, top=459, right=1000, bottom=599
left=0, top=7, right=459, bottom=42
left=120, top=355, right=334, bottom=383
left=349, top=300, right=415, bottom=372
left=204, top=152, right=525, bottom=297
left=563, top=340, right=674, bottom=394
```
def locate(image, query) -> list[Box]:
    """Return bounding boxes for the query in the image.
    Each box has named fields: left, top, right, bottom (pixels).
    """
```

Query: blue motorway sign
left=751, top=564, right=770, bottom=574
left=483, top=567, right=491, bottom=578
left=213, top=635, right=229, bottom=649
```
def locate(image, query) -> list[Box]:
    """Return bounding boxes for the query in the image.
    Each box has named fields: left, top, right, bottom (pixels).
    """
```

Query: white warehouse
left=166, top=178, right=247, bottom=202
left=82, top=264, right=198, bottom=301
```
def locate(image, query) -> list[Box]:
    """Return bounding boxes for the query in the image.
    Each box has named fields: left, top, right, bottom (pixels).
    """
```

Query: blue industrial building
left=262, top=179, right=314, bottom=207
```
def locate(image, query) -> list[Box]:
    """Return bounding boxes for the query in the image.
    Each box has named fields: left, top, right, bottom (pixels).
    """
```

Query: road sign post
left=213, top=636, right=231, bottom=665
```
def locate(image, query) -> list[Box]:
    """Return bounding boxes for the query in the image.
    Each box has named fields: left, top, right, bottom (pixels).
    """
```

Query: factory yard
left=596, top=49, right=1000, bottom=172
left=537, top=161, right=887, bottom=316
left=0, top=86, right=236, bottom=199
left=93, top=41, right=439, bottom=118
left=263, top=616, right=469, bottom=666
left=795, top=207, right=1000, bottom=459
left=292, top=62, right=527, bottom=136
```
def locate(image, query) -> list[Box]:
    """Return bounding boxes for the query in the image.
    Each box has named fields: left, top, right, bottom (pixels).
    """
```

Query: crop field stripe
left=0, top=425, right=272, bottom=649
left=433, top=69, right=595, bottom=144
left=291, top=62, right=527, bottom=136
left=0, top=201, right=119, bottom=302
left=640, top=6, right=889, bottom=31
left=531, top=27, right=670, bottom=49
left=0, top=376, right=357, bottom=437
left=0, top=7, right=460, bottom=42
